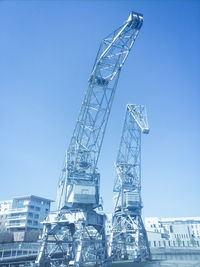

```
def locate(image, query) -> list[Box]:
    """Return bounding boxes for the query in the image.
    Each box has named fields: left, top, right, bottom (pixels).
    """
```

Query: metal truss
left=36, top=13, right=144, bottom=267
left=57, top=12, right=144, bottom=210
left=35, top=210, right=109, bottom=267
left=109, top=104, right=151, bottom=262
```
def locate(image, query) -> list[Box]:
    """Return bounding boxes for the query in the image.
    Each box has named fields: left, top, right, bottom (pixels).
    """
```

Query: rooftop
left=13, top=195, right=54, bottom=202
left=146, top=217, right=200, bottom=223
left=0, top=195, right=54, bottom=203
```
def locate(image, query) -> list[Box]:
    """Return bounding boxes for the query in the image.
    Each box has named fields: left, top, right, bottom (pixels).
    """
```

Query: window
left=81, top=189, right=89, bottom=194
left=35, top=207, right=40, bottom=211
left=27, top=220, right=32, bottom=225
left=33, top=221, right=38, bottom=226
left=168, top=241, right=170, bottom=246
left=153, top=241, right=156, bottom=247
left=34, top=214, right=39, bottom=219
left=158, top=241, right=161, bottom=247
left=173, top=241, right=176, bottom=246
left=15, top=200, right=25, bottom=208
left=28, top=213, right=33, bottom=218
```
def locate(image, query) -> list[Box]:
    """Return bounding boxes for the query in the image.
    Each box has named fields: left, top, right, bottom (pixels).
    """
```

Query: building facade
left=104, top=214, right=200, bottom=249
left=0, top=195, right=53, bottom=241
left=145, top=217, right=200, bottom=248
left=105, top=213, right=112, bottom=237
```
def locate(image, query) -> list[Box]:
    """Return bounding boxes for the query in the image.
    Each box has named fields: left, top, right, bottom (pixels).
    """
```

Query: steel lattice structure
left=108, top=104, right=151, bottom=262
left=57, top=12, right=143, bottom=211
left=35, top=13, right=143, bottom=267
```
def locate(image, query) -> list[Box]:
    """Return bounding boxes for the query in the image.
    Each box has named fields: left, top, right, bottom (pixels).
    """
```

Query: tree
left=190, top=236, right=196, bottom=247
left=0, top=231, right=14, bottom=243
left=176, top=237, right=181, bottom=247
left=24, top=230, right=40, bottom=242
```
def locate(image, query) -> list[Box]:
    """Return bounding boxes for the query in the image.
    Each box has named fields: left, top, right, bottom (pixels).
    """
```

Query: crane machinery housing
left=108, top=104, right=151, bottom=262
left=35, top=12, right=144, bottom=267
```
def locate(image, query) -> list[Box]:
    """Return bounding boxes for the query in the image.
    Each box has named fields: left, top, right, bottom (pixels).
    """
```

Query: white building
left=145, top=217, right=200, bottom=248
left=105, top=213, right=112, bottom=237
left=0, top=195, right=53, bottom=241
left=104, top=214, right=200, bottom=249
left=0, top=200, right=13, bottom=231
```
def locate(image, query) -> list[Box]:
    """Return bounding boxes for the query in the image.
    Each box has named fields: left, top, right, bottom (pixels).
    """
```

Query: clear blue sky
left=0, top=1, right=200, bottom=218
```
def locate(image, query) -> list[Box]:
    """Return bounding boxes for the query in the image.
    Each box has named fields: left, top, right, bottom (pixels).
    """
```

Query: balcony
left=7, top=216, right=27, bottom=221
left=9, top=207, right=28, bottom=213
left=6, top=222, right=26, bottom=228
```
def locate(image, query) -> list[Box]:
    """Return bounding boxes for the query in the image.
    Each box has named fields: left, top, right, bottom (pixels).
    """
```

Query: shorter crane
left=109, top=104, right=151, bottom=262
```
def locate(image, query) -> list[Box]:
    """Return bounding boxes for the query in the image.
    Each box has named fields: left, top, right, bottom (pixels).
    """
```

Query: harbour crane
left=108, top=104, right=151, bottom=262
left=35, top=13, right=143, bottom=267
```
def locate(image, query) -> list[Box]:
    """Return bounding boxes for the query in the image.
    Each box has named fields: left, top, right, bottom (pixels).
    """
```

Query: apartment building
left=0, top=195, right=53, bottom=241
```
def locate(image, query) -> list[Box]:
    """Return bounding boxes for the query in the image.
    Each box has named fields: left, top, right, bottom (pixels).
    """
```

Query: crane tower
left=36, top=13, right=143, bottom=267
left=109, top=104, right=151, bottom=262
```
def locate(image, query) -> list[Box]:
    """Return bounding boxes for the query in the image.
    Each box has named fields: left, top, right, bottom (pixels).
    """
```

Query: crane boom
left=113, top=104, right=149, bottom=200
left=57, top=12, right=143, bottom=210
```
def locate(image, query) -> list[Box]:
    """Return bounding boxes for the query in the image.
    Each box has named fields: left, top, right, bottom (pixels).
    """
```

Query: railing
left=9, top=207, right=28, bottom=212
left=7, top=215, right=27, bottom=220
left=7, top=222, right=26, bottom=227
left=0, top=243, right=39, bottom=251
left=0, top=242, right=40, bottom=261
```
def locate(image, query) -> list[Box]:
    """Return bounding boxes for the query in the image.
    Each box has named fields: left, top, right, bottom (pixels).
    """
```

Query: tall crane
left=57, top=12, right=143, bottom=211
left=35, top=13, right=143, bottom=267
left=108, top=104, right=151, bottom=262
